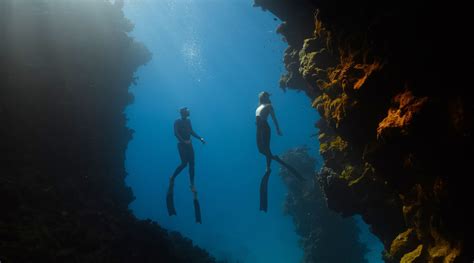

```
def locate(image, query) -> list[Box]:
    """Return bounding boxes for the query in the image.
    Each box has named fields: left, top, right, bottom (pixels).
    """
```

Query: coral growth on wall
left=0, top=1, right=216, bottom=262
left=279, top=147, right=368, bottom=263
left=255, top=0, right=473, bottom=262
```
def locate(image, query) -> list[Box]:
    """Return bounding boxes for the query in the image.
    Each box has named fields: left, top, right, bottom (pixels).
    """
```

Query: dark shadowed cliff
left=0, top=1, right=216, bottom=262
left=255, top=1, right=473, bottom=262
left=280, top=147, right=368, bottom=263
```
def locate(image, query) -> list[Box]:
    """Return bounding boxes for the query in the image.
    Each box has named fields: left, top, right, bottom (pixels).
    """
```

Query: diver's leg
left=257, top=128, right=265, bottom=155
left=265, top=154, right=272, bottom=172
left=256, top=118, right=269, bottom=156
left=167, top=143, right=188, bottom=216
left=189, top=161, right=195, bottom=191
left=190, top=162, right=201, bottom=223
left=189, top=162, right=196, bottom=192
left=184, top=145, right=200, bottom=223
left=169, top=160, right=187, bottom=196
left=262, top=121, right=272, bottom=163
left=171, top=143, right=189, bottom=183
left=187, top=145, right=196, bottom=192
left=273, top=155, right=304, bottom=181
left=259, top=120, right=273, bottom=212
left=257, top=121, right=272, bottom=172
left=167, top=164, right=186, bottom=216
left=171, top=162, right=187, bottom=182
left=167, top=163, right=186, bottom=216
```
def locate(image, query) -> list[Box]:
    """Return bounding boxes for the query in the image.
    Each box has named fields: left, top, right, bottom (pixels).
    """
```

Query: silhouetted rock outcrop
left=279, top=147, right=368, bottom=263
left=0, top=1, right=216, bottom=262
left=255, top=1, right=473, bottom=262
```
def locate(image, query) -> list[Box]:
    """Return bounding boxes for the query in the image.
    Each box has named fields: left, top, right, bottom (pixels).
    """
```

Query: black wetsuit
left=167, top=117, right=203, bottom=222
left=255, top=108, right=304, bottom=212
left=256, top=116, right=272, bottom=157
left=172, top=118, right=201, bottom=185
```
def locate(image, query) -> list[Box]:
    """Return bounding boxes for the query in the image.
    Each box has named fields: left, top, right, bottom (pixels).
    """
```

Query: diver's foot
left=167, top=194, right=177, bottom=216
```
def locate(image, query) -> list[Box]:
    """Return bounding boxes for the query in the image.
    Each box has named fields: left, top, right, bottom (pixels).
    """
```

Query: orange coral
left=377, top=90, right=428, bottom=138
left=352, top=60, right=382, bottom=90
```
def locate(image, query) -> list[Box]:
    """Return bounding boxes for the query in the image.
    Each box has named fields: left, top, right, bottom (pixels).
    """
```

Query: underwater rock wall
left=280, top=147, right=368, bottom=263
left=0, top=1, right=215, bottom=262
left=255, top=1, right=473, bottom=262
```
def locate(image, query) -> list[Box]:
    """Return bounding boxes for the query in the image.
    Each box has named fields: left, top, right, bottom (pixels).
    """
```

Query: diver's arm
left=191, top=130, right=202, bottom=140
left=190, top=121, right=206, bottom=144
left=270, top=106, right=283, bottom=136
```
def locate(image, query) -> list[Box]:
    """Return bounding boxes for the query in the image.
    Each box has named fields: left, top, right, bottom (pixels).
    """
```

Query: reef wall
left=280, top=147, right=368, bottom=263
left=0, top=1, right=216, bottom=262
left=255, top=1, right=473, bottom=262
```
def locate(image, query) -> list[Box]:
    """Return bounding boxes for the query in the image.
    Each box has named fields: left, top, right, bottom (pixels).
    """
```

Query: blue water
left=356, top=216, right=386, bottom=262
left=123, top=1, right=383, bottom=262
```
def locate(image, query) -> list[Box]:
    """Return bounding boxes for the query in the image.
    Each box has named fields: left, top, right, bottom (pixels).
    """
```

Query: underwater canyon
left=1, top=0, right=472, bottom=263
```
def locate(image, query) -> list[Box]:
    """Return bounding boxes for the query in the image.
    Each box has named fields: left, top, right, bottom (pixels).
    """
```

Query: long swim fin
left=167, top=181, right=177, bottom=216
left=259, top=170, right=271, bottom=212
left=274, top=156, right=304, bottom=181
left=194, top=198, right=202, bottom=224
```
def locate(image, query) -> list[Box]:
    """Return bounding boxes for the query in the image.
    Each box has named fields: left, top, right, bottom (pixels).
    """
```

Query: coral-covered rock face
left=255, top=1, right=473, bottom=262
left=279, top=147, right=368, bottom=263
left=0, top=1, right=215, bottom=262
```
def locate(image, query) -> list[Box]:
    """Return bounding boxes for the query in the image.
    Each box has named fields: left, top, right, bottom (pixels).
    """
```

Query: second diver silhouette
left=255, top=91, right=304, bottom=212
left=167, top=107, right=205, bottom=223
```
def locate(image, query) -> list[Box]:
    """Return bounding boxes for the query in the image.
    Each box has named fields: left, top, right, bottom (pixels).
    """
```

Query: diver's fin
left=259, top=170, right=271, bottom=212
left=167, top=182, right=177, bottom=216
left=194, top=198, right=202, bottom=224
left=273, top=156, right=304, bottom=181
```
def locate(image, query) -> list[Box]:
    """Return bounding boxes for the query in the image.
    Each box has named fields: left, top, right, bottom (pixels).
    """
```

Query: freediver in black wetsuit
left=256, top=91, right=303, bottom=212
left=167, top=107, right=205, bottom=223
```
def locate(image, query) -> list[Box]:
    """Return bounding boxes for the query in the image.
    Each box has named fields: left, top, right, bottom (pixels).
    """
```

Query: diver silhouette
left=167, top=107, right=205, bottom=223
left=255, top=91, right=303, bottom=212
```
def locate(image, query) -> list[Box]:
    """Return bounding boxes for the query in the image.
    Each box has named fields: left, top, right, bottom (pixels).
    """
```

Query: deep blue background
left=123, top=1, right=382, bottom=262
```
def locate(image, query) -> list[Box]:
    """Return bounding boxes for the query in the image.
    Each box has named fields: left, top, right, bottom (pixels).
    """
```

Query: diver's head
left=179, top=107, right=190, bottom=118
left=258, top=91, right=271, bottom=104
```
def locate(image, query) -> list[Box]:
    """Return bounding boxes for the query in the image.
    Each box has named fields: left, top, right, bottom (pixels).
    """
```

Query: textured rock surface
left=255, top=1, right=473, bottom=262
left=0, top=1, right=216, bottom=262
left=279, top=147, right=368, bottom=263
